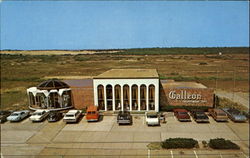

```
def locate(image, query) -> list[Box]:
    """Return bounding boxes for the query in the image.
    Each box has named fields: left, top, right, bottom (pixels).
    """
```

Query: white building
left=93, top=69, right=159, bottom=112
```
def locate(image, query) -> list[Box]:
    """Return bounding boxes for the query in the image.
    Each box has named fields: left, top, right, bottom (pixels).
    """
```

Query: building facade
left=93, top=69, right=159, bottom=112
left=27, top=69, right=214, bottom=112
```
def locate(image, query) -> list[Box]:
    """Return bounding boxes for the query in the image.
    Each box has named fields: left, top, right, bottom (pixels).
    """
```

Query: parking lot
left=1, top=113, right=249, bottom=158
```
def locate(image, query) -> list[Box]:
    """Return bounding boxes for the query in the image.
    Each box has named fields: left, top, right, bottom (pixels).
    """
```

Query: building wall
left=160, top=87, right=214, bottom=107
left=93, top=78, right=159, bottom=112
left=71, top=87, right=94, bottom=109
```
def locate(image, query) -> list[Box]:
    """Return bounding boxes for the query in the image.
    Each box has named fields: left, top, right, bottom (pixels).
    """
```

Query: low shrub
left=161, top=138, right=198, bottom=149
left=208, top=138, right=240, bottom=149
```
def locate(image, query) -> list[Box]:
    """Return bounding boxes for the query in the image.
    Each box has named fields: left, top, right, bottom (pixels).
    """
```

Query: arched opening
left=115, top=85, right=121, bottom=111
left=148, top=85, right=155, bottom=110
left=28, top=92, right=35, bottom=106
left=106, top=85, right=113, bottom=111
left=62, top=90, right=72, bottom=108
left=123, top=85, right=130, bottom=111
left=97, top=85, right=105, bottom=110
left=132, top=85, right=138, bottom=110
left=49, top=92, right=60, bottom=108
left=140, top=85, right=146, bottom=110
left=36, top=93, right=47, bottom=108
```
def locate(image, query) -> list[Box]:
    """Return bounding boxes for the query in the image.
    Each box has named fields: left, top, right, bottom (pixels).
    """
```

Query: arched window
left=97, top=85, right=105, bottom=110
left=132, top=85, right=138, bottom=110
left=115, top=85, right=121, bottom=110
left=62, top=90, right=72, bottom=107
left=28, top=92, right=35, bottom=106
left=49, top=92, right=59, bottom=108
left=140, top=85, right=146, bottom=110
left=123, top=85, right=130, bottom=111
left=36, top=93, right=47, bottom=108
left=148, top=85, right=155, bottom=110
left=106, top=85, right=113, bottom=111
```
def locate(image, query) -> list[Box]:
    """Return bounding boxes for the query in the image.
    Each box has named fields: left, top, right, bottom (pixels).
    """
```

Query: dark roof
left=37, top=79, right=69, bottom=90
left=63, top=79, right=93, bottom=88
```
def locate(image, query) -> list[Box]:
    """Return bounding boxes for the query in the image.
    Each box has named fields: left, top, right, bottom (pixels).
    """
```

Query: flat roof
left=161, top=80, right=207, bottom=88
left=94, top=69, right=159, bottom=79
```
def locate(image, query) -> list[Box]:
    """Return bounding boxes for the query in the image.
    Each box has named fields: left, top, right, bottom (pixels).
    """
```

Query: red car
left=173, top=109, right=191, bottom=122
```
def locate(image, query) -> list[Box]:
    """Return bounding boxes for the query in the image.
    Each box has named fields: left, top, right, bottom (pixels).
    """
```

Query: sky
left=0, top=1, right=249, bottom=50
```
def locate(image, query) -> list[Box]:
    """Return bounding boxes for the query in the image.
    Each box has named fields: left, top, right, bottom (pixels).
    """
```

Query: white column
left=146, top=85, right=149, bottom=111
left=155, top=82, right=159, bottom=112
left=121, top=85, right=123, bottom=111
left=112, top=85, right=115, bottom=111
left=129, top=85, right=132, bottom=111
left=138, top=85, right=140, bottom=111
left=104, top=85, right=107, bottom=111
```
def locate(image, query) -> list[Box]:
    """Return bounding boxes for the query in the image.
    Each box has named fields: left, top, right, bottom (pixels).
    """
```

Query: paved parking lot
left=1, top=113, right=249, bottom=158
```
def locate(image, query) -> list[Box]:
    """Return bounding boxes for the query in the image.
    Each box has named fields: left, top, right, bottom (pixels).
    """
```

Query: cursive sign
left=169, top=90, right=202, bottom=100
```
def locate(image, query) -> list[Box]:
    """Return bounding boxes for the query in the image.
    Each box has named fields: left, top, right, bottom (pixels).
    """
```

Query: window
left=115, top=85, right=121, bottom=110
left=148, top=85, right=155, bottom=110
left=106, top=85, right=113, bottom=111
left=140, top=85, right=146, bottom=110
left=97, top=85, right=105, bottom=110
left=132, top=85, right=138, bottom=110
left=123, top=85, right=130, bottom=111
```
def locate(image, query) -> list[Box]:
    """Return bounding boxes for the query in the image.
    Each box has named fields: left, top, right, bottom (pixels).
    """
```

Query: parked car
left=190, top=109, right=209, bottom=123
left=159, top=112, right=166, bottom=123
left=145, top=112, right=160, bottom=126
left=117, top=111, right=132, bottom=125
left=173, top=109, right=191, bottom=122
left=7, top=110, right=30, bottom=122
left=29, top=110, right=49, bottom=122
left=47, top=111, right=63, bottom=122
left=222, top=108, right=248, bottom=122
left=0, top=111, right=11, bottom=123
left=208, top=108, right=228, bottom=122
left=86, top=106, right=99, bottom=122
left=63, top=110, right=81, bottom=123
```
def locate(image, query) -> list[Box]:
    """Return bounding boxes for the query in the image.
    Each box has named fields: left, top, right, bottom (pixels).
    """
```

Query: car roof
left=87, top=106, right=97, bottom=112
left=67, top=110, right=79, bottom=114
left=146, top=112, right=157, bottom=115
left=35, top=110, right=45, bottom=112
left=174, top=109, right=188, bottom=112
left=214, top=109, right=225, bottom=113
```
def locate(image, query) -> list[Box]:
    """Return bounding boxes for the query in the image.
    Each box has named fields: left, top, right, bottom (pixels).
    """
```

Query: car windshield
left=33, top=112, right=42, bottom=116
left=66, top=114, right=74, bottom=117
left=228, top=109, right=241, bottom=115
left=218, top=113, right=226, bottom=116
left=179, top=112, right=187, bottom=115
left=11, top=113, right=19, bottom=116
left=147, top=115, right=157, bottom=118
left=196, top=112, right=205, bottom=116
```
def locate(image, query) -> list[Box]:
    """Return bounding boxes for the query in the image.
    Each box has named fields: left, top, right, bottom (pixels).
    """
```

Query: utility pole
left=233, top=69, right=236, bottom=103
left=215, top=70, right=219, bottom=108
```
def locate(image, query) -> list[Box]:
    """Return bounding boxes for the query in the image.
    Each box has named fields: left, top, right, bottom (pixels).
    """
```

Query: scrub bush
left=161, top=138, right=198, bottom=149
left=208, top=138, right=240, bottom=149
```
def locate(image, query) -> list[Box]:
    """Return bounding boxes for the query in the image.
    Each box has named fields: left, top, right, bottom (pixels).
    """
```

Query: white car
left=7, top=110, right=30, bottom=122
left=63, top=110, right=81, bottom=123
left=29, top=110, right=49, bottom=122
left=145, top=112, right=160, bottom=126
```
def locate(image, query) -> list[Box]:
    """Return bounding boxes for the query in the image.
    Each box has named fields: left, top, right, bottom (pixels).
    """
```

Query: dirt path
left=215, top=90, right=249, bottom=109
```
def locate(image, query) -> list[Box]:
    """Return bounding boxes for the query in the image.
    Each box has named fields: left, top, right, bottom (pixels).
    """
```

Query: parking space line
left=220, top=153, right=223, bottom=158
left=193, top=150, right=198, bottom=158
left=170, top=150, right=173, bottom=158
left=241, top=152, right=249, bottom=158
left=148, top=149, right=150, bottom=158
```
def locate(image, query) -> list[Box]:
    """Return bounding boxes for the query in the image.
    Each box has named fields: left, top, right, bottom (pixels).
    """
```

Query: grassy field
left=0, top=47, right=249, bottom=110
